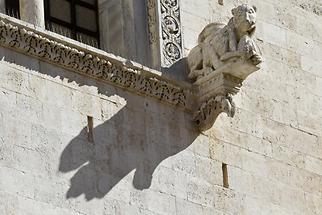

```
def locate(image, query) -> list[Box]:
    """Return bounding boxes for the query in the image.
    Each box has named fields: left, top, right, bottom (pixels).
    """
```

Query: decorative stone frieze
left=188, top=4, right=262, bottom=131
left=147, top=0, right=183, bottom=68
left=160, top=0, right=183, bottom=67
left=0, top=15, right=188, bottom=108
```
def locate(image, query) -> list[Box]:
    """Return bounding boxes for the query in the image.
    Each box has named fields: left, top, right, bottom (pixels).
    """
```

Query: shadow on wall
left=59, top=101, right=199, bottom=200
left=0, top=46, right=199, bottom=201
left=161, top=58, right=191, bottom=83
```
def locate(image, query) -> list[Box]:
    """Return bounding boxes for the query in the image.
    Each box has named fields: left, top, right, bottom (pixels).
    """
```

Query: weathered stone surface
left=0, top=0, right=322, bottom=214
left=187, top=4, right=262, bottom=131
left=0, top=46, right=199, bottom=214
left=181, top=0, right=322, bottom=214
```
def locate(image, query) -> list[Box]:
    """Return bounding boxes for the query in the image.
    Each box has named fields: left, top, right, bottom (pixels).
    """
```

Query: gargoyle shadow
left=59, top=98, right=198, bottom=201
left=0, top=24, right=200, bottom=201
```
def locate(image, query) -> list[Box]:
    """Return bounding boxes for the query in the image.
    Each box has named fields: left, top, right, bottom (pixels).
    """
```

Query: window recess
left=44, top=0, right=99, bottom=48
left=4, top=0, right=20, bottom=19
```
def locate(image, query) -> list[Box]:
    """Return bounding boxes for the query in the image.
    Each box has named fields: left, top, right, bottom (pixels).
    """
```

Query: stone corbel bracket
left=0, top=14, right=191, bottom=110
left=188, top=4, right=262, bottom=131
left=192, top=59, right=260, bottom=131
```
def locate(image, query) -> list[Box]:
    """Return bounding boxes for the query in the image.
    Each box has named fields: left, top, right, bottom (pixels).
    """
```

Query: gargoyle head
left=232, top=4, right=257, bottom=36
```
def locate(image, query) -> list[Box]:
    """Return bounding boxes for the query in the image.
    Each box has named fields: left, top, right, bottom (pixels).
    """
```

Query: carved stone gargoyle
left=187, top=4, right=262, bottom=131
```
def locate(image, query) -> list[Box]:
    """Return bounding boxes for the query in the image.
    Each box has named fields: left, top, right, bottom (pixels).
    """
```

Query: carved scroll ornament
left=188, top=4, right=262, bottom=131
left=160, top=0, right=182, bottom=67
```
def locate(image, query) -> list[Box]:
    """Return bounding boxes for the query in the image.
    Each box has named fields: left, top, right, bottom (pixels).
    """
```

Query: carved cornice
left=0, top=15, right=189, bottom=109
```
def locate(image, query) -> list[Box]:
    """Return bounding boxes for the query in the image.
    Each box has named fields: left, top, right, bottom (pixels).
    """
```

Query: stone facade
left=0, top=0, right=322, bottom=215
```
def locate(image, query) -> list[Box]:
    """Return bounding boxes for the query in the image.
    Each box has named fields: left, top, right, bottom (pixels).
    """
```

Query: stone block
left=186, top=134, right=211, bottom=158
left=0, top=190, right=18, bottom=215
left=0, top=61, right=30, bottom=96
left=256, top=21, right=288, bottom=47
left=103, top=198, right=143, bottom=215
left=181, top=11, right=208, bottom=36
left=71, top=90, right=102, bottom=120
left=181, top=0, right=212, bottom=20
left=0, top=166, right=34, bottom=199
left=194, top=155, right=222, bottom=186
left=175, top=198, right=203, bottom=215
left=271, top=144, right=306, bottom=169
left=212, top=185, right=244, bottom=214
left=162, top=150, right=197, bottom=176
left=186, top=177, right=215, bottom=207
left=304, top=155, right=322, bottom=176
left=210, top=124, right=273, bottom=157
left=144, top=191, right=176, bottom=215
left=149, top=166, right=190, bottom=200
left=286, top=31, right=317, bottom=59
left=60, top=109, right=87, bottom=136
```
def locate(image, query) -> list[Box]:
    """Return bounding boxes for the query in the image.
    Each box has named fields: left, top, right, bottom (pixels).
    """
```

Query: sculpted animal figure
left=188, top=4, right=262, bottom=80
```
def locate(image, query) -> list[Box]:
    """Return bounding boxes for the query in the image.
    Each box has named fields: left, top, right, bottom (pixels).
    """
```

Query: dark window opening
left=44, top=0, right=99, bottom=48
left=5, top=0, right=20, bottom=19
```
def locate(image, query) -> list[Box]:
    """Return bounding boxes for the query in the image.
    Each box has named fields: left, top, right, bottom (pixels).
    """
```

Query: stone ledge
left=0, top=14, right=192, bottom=110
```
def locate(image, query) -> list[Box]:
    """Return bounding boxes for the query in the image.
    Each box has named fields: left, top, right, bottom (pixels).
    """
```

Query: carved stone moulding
left=155, top=0, right=182, bottom=67
left=147, top=0, right=183, bottom=68
left=160, top=0, right=182, bottom=67
left=0, top=14, right=189, bottom=109
left=193, top=59, right=260, bottom=131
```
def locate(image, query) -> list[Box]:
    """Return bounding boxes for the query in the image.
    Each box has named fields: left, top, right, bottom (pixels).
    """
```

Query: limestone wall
left=0, top=47, right=219, bottom=214
left=0, top=0, right=321, bottom=214
left=181, top=0, right=322, bottom=214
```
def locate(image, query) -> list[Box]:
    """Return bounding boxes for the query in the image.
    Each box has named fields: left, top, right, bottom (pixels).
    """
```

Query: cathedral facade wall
left=0, top=0, right=321, bottom=214
left=180, top=0, right=322, bottom=214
